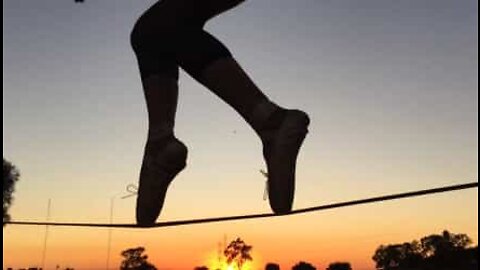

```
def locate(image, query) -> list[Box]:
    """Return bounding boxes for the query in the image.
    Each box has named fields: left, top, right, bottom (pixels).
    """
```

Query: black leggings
left=130, top=0, right=245, bottom=80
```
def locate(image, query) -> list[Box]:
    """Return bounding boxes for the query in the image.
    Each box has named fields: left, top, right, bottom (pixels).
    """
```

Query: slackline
left=6, top=182, right=477, bottom=229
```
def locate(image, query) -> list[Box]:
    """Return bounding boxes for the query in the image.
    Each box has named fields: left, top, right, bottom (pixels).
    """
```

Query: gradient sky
left=3, top=0, right=478, bottom=269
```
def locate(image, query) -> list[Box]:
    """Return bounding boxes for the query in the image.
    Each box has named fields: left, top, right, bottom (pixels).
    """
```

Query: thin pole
left=106, top=197, right=114, bottom=270
left=41, top=198, right=51, bottom=270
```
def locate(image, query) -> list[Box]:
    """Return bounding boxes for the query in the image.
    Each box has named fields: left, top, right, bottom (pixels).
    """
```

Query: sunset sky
left=3, top=0, right=478, bottom=269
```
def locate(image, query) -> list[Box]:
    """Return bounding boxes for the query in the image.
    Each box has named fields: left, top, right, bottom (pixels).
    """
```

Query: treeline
left=372, top=230, right=478, bottom=270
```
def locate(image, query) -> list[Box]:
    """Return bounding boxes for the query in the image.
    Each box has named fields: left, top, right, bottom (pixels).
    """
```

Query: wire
left=5, top=182, right=477, bottom=229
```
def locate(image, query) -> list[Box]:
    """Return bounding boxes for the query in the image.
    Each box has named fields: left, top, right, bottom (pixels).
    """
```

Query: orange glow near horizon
left=3, top=189, right=478, bottom=270
left=3, top=214, right=478, bottom=270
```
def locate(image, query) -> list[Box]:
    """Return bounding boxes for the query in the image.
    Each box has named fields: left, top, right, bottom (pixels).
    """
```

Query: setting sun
left=207, top=258, right=255, bottom=270
left=203, top=237, right=260, bottom=270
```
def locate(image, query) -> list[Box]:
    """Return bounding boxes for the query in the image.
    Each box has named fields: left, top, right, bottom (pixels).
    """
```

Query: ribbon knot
left=260, top=169, right=268, bottom=201
left=121, top=184, right=138, bottom=199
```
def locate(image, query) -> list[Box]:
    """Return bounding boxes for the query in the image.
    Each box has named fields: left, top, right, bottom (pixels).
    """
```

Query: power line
left=6, top=182, right=477, bottom=229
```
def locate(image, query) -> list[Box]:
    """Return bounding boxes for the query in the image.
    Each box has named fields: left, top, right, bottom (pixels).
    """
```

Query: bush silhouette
left=3, top=158, right=20, bottom=227
left=326, top=262, right=352, bottom=270
left=292, top=261, right=316, bottom=270
left=265, top=263, right=280, bottom=270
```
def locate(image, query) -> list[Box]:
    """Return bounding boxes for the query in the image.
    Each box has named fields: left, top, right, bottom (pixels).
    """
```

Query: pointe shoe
left=136, top=137, right=187, bottom=227
left=262, top=110, right=310, bottom=215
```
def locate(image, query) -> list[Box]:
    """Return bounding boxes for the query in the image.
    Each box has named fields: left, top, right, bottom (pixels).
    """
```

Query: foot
left=262, top=109, right=310, bottom=215
left=136, top=137, right=188, bottom=227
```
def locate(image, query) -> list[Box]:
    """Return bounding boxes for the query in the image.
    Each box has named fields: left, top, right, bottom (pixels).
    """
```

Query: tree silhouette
left=420, top=230, right=473, bottom=269
left=224, top=238, right=253, bottom=270
left=120, top=247, right=157, bottom=270
left=3, top=158, right=20, bottom=227
left=265, top=263, right=280, bottom=270
left=372, top=241, right=423, bottom=269
left=326, top=262, right=352, bottom=270
left=194, top=267, right=209, bottom=270
left=373, top=230, right=476, bottom=270
left=421, top=230, right=471, bottom=257
left=292, top=261, right=316, bottom=270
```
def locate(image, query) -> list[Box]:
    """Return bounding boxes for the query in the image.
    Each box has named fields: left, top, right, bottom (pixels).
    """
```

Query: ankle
left=260, top=108, right=287, bottom=132
left=147, top=123, right=174, bottom=140
left=247, top=100, right=287, bottom=139
left=144, top=136, right=188, bottom=168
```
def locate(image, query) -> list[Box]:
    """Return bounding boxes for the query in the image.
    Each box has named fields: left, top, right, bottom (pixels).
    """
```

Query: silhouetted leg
left=175, top=30, right=310, bottom=214
left=130, top=0, right=310, bottom=222
left=136, top=74, right=188, bottom=227
left=196, top=0, right=246, bottom=23
left=141, top=70, right=178, bottom=142
left=195, top=0, right=311, bottom=213
left=131, top=24, right=188, bottom=227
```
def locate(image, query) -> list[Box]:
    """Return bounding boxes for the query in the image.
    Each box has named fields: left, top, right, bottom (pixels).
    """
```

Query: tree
left=326, top=262, right=352, bottom=270
left=120, top=247, right=157, bottom=270
left=3, top=158, right=20, bottom=226
left=420, top=230, right=472, bottom=257
left=194, top=267, right=209, bottom=270
left=372, top=241, right=423, bottom=270
left=420, top=230, right=473, bottom=268
left=292, top=261, right=316, bottom=270
left=224, top=238, right=253, bottom=270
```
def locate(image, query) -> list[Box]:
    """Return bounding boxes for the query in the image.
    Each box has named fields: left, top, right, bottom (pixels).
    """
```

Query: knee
left=130, top=14, right=176, bottom=53
left=175, top=30, right=232, bottom=76
left=130, top=19, right=155, bottom=53
left=130, top=22, right=142, bottom=52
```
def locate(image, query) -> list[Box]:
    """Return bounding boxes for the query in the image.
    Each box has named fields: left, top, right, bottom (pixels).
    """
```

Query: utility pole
left=41, top=199, right=51, bottom=270
left=105, top=197, right=114, bottom=270
left=106, top=184, right=137, bottom=270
